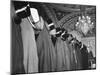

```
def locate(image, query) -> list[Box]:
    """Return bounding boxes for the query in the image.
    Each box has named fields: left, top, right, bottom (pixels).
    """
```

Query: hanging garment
left=65, top=40, right=76, bottom=70
left=36, top=24, right=56, bottom=72
left=80, top=45, right=88, bottom=70
left=68, top=43, right=76, bottom=70
left=11, top=3, right=25, bottom=74
left=74, top=43, right=83, bottom=70
left=55, top=38, right=71, bottom=71
left=20, top=17, right=38, bottom=73
left=68, top=43, right=82, bottom=70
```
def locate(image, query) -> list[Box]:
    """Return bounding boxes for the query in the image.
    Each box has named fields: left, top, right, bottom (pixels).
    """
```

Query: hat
left=14, top=1, right=30, bottom=18
left=55, top=27, right=62, bottom=37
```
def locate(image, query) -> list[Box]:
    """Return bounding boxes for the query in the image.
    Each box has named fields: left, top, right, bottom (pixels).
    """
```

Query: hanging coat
left=68, top=43, right=76, bottom=70
left=55, top=38, right=71, bottom=71
left=80, top=45, right=88, bottom=70
left=68, top=43, right=82, bottom=70
left=20, top=17, right=38, bottom=73
left=36, top=24, right=56, bottom=72
left=74, top=43, right=83, bottom=70
left=65, top=40, right=76, bottom=70
left=11, top=3, right=25, bottom=74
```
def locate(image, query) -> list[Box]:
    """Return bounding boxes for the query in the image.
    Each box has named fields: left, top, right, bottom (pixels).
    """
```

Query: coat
left=11, top=3, right=25, bottom=74
left=20, top=17, right=38, bottom=73
left=36, top=24, right=56, bottom=72
left=55, top=38, right=71, bottom=71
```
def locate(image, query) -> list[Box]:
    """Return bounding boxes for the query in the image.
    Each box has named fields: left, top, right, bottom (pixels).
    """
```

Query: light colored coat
left=20, top=18, right=38, bottom=73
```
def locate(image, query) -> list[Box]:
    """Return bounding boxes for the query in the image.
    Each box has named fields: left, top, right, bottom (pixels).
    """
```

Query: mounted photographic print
left=11, top=0, right=96, bottom=75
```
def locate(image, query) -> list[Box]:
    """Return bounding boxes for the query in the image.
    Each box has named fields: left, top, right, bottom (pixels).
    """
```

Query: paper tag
left=30, top=8, right=39, bottom=23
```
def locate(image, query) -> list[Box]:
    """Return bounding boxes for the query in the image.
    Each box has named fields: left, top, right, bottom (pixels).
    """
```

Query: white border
left=0, top=0, right=100, bottom=75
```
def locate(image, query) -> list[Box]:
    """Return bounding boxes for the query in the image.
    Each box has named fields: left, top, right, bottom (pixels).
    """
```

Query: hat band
left=15, top=6, right=27, bottom=14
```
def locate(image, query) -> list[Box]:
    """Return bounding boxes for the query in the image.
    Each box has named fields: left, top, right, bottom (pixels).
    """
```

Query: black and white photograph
left=11, top=0, right=96, bottom=75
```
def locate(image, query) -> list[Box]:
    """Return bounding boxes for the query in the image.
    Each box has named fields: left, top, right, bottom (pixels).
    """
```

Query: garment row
left=16, top=18, right=90, bottom=74
left=12, top=1, right=95, bottom=74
